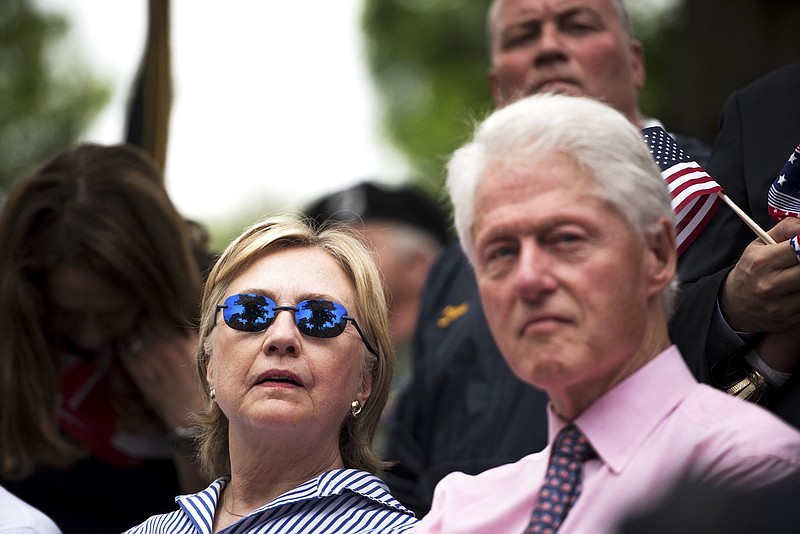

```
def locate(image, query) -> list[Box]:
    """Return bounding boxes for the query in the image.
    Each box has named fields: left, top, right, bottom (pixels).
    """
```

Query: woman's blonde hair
left=194, top=214, right=395, bottom=478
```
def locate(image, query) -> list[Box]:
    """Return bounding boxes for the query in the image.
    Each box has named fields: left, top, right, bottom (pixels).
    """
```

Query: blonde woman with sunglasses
left=125, top=215, right=417, bottom=534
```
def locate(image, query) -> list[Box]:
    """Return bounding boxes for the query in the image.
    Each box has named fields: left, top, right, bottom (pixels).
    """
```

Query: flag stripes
left=642, top=127, right=724, bottom=255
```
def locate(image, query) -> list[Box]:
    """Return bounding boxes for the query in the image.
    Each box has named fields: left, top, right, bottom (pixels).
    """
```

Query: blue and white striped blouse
left=123, top=468, right=418, bottom=534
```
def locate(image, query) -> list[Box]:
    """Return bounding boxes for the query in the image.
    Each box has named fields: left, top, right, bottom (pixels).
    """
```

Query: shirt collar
left=547, top=346, right=697, bottom=474
left=175, top=469, right=411, bottom=534
left=642, top=117, right=665, bottom=129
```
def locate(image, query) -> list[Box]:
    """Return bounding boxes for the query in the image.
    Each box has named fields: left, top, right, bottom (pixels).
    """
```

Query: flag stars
left=768, top=144, right=800, bottom=223
left=645, top=128, right=689, bottom=165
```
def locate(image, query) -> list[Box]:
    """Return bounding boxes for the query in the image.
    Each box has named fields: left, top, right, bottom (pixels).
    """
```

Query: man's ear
left=629, top=38, right=646, bottom=91
left=645, top=217, right=677, bottom=296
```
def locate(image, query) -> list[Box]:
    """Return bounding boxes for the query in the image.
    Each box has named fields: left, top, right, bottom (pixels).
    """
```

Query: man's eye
left=560, top=13, right=601, bottom=35
left=478, top=243, right=518, bottom=278
left=559, top=233, right=582, bottom=242
left=503, top=28, right=539, bottom=49
left=564, top=22, right=594, bottom=33
left=547, top=232, right=585, bottom=248
left=478, top=242, right=516, bottom=266
left=489, top=244, right=517, bottom=259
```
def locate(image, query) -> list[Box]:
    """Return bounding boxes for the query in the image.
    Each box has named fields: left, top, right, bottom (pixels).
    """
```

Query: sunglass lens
left=295, top=300, right=347, bottom=338
left=223, top=294, right=275, bottom=332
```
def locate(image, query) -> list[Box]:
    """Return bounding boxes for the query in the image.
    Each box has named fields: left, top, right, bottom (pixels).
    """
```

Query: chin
left=542, top=85, right=584, bottom=98
left=248, top=400, right=305, bottom=422
left=508, top=349, right=573, bottom=388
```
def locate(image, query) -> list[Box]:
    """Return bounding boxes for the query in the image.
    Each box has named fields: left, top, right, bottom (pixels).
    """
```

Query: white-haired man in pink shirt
left=413, top=93, right=800, bottom=534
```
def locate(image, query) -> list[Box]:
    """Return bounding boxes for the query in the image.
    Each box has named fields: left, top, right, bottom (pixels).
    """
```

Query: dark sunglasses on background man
left=215, top=293, right=377, bottom=355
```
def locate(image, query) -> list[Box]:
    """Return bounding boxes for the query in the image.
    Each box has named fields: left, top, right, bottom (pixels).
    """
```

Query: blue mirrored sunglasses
left=215, top=293, right=377, bottom=355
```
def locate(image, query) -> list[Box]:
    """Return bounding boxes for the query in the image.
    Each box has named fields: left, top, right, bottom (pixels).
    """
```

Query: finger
left=117, top=333, right=146, bottom=369
left=766, top=216, right=800, bottom=243
left=750, top=235, right=800, bottom=270
left=746, top=259, right=800, bottom=302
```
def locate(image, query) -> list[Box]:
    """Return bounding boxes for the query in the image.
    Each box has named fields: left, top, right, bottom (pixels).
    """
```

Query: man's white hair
left=446, top=92, right=677, bottom=313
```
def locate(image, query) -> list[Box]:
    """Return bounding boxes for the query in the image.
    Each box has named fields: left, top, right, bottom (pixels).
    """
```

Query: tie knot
left=554, top=424, right=594, bottom=463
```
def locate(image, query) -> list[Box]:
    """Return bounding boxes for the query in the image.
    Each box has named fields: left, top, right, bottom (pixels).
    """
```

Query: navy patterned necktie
left=525, top=424, right=595, bottom=534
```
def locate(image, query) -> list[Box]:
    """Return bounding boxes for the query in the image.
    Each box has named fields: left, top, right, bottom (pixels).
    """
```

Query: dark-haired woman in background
left=0, top=144, right=211, bottom=532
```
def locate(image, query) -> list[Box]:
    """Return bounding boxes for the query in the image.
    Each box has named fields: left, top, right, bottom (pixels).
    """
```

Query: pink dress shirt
left=414, top=346, right=800, bottom=534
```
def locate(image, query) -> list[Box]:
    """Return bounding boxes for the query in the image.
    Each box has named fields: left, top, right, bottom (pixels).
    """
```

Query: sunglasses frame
left=215, top=293, right=378, bottom=355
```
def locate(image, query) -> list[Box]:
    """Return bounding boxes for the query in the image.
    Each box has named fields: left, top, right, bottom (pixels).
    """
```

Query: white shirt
left=0, top=486, right=62, bottom=534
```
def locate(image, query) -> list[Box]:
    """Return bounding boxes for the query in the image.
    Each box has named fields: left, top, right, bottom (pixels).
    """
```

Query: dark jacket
left=670, top=61, right=800, bottom=430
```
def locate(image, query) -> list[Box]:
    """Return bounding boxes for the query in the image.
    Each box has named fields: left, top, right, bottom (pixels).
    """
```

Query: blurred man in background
left=305, top=180, right=448, bottom=446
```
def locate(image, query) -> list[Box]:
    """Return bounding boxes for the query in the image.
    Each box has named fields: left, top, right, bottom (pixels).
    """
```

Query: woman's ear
left=206, top=357, right=215, bottom=393
left=356, top=365, right=373, bottom=406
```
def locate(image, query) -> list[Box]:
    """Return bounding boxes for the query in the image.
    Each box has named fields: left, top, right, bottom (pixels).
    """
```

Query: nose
left=514, top=241, right=558, bottom=301
left=71, top=314, right=111, bottom=353
left=262, top=308, right=299, bottom=356
left=533, top=23, right=568, bottom=68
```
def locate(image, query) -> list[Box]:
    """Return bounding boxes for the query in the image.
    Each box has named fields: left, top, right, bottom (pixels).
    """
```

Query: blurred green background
left=2, top=0, right=799, bottom=252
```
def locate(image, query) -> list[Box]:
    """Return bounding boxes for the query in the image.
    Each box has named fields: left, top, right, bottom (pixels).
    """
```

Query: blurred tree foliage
left=0, top=0, right=110, bottom=196
left=362, top=0, right=493, bottom=201
left=362, top=0, right=800, bottom=201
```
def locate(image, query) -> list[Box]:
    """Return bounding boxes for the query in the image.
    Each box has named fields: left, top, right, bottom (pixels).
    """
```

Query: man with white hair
left=413, top=93, right=800, bottom=534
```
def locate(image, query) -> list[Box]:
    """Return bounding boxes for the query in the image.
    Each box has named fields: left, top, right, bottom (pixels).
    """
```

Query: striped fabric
left=124, top=469, right=418, bottom=534
left=642, top=126, right=723, bottom=256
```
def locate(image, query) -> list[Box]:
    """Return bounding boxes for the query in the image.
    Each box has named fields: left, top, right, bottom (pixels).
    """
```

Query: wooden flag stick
left=716, top=191, right=777, bottom=245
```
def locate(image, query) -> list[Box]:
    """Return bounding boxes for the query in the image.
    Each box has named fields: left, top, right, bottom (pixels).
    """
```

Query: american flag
left=642, top=126, right=724, bottom=255
left=767, top=144, right=800, bottom=222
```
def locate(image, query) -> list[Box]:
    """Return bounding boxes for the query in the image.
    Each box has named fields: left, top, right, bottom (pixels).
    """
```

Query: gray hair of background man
left=487, top=0, right=633, bottom=47
left=446, top=93, right=677, bottom=311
